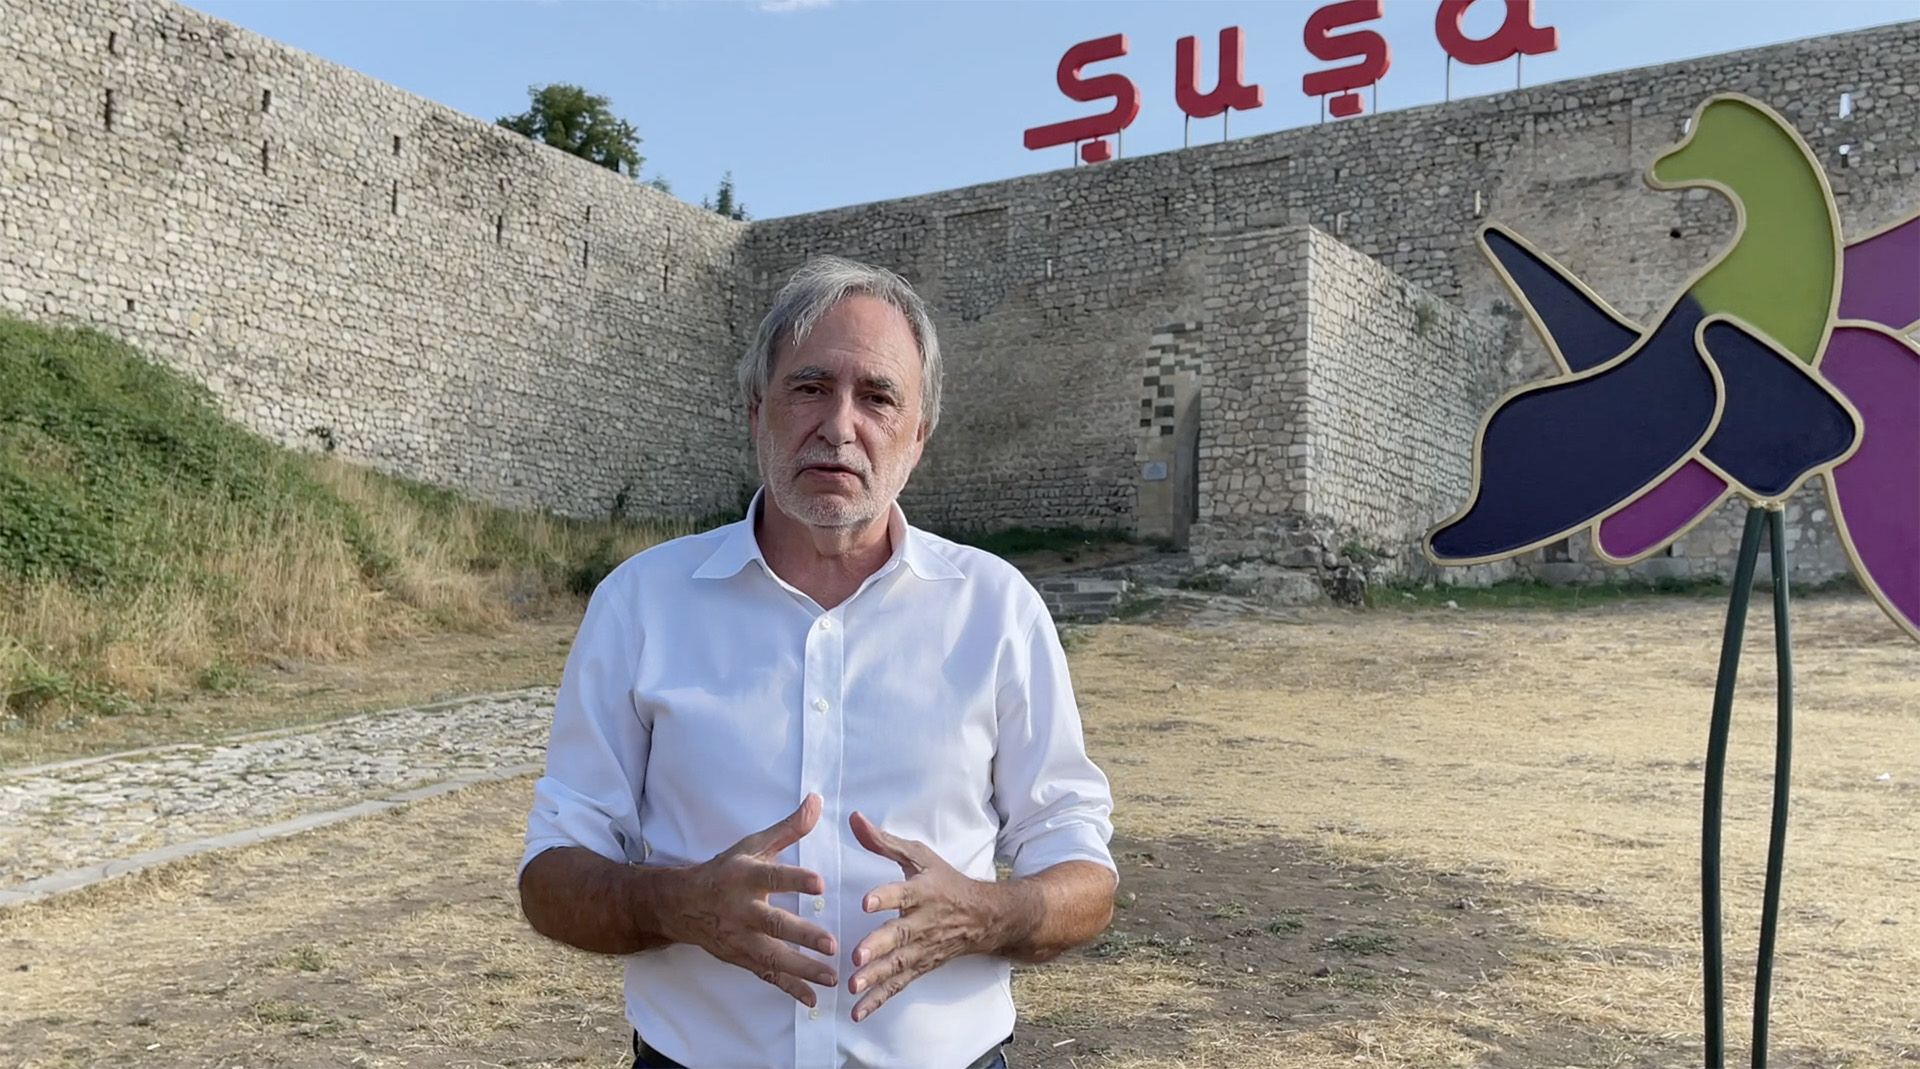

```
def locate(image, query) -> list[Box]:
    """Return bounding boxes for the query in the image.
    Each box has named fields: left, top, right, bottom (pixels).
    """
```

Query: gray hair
left=739, top=256, right=943, bottom=434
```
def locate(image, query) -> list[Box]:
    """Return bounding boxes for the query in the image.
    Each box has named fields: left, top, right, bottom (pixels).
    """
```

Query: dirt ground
left=2, top=593, right=1917, bottom=1067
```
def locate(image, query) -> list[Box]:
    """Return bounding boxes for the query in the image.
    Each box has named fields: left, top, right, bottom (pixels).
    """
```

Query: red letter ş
left=1302, top=0, right=1392, bottom=119
left=1022, top=34, right=1142, bottom=164
left=1297, top=1, right=1390, bottom=118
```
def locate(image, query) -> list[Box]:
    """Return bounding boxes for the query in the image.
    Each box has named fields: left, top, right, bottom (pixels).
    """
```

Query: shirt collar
left=692, top=487, right=965, bottom=583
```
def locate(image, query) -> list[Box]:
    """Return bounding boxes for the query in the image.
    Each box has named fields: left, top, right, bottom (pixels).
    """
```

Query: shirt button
left=809, top=1007, right=821, bottom=1020
left=818, top=618, right=832, bottom=631
left=812, top=897, right=825, bottom=913
left=813, top=698, right=829, bottom=713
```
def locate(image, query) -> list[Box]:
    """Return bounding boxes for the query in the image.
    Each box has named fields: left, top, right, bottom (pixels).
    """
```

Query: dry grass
left=1014, top=957, right=1206, bottom=1032
left=2, top=594, right=1916, bottom=1066
left=4, top=457, right=678, bottom=687
left=1, top=453, right=689, bottom=738
left=1079, top=593, right=1920, bottom=1065
left=0, top=779, right=632, bottom=1069
left=0, top=616, right=581, bottom=768
left=1, top=311, right=700, bottom=731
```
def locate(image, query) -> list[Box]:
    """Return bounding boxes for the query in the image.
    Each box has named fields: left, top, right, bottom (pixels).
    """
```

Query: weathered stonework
left=1301, top=230, right=1510, bottom=564
left=1, top=1, right=1914, bottom=585
left=1134, top=323, right=1202, bottom=548
left=737, top=19, right=1918, bottom=580
left=0, top=0, right=752, bottom=521
left=1186, top=226, right=1513, bottom=587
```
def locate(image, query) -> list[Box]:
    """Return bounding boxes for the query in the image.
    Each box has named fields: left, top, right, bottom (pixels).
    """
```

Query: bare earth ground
left=2, top=593, right=1918, bottom=1067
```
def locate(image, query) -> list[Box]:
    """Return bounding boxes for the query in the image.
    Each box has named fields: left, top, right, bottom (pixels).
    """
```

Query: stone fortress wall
left=0, top=0, right=751, bottom=522
left=2, top=0, right=1916, bottom=584
left=744, top=19, right=1920, bottom=583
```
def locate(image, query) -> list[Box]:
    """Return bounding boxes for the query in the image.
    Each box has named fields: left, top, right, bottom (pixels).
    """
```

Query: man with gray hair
left=517, top=256, right=1118, bottom=1069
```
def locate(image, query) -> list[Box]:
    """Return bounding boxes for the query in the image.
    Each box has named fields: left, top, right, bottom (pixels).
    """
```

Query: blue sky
left=186, top=0, right=1915, bottom=220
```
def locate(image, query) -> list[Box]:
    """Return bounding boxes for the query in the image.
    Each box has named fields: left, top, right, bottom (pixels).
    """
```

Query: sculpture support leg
left=1703, top=506, right=1767, bottom=1069
left=1753, top=506, right=1793, bottom=1067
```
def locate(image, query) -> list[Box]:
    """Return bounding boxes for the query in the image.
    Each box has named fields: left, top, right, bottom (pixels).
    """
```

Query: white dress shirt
left=519, top=490, right=1116, bottom=1069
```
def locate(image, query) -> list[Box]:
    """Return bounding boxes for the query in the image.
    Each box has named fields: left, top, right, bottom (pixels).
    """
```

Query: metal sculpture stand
left=1700, top=505, right=1794, bottom=1068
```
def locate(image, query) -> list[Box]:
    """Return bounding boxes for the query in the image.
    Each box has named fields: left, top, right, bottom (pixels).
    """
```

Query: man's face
left=752, top=295, right=928, bottom=531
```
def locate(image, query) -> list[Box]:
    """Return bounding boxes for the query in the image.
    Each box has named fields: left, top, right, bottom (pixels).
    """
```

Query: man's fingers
left=848, top=810, right=892, bottom=859
left=756, top=902, right=838, bottom=957
left=852, top=928, right=917, bottom=997
left=757, top=863, right=827, bottom=897
left=851, top=957, right=919, bottom=1022
left=763, top=970, right=819, bottom=1008
left=849, top=810, right=926, bottom=873
left=859, top=881, right=913, bottom=918
left=851, top=915, right=911, bottom=969
left=738, top=935, right=838, bottom=992
left=735, top=793, right=822, bottom=857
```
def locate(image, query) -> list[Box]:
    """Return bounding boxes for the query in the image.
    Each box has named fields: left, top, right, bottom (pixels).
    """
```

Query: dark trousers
left=633, top=1031, right=1011, bottom=1069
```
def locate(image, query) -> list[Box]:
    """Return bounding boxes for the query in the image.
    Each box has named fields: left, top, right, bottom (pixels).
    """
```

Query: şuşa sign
left=1024, top=0, right=1560, bottom=163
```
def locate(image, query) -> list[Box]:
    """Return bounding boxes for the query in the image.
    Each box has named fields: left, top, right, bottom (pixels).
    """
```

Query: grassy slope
left=0, top=316, right=698, bottom=728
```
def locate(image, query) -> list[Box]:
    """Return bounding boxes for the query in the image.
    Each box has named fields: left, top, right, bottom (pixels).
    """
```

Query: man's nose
left=816, top=391, right=858, bottom=446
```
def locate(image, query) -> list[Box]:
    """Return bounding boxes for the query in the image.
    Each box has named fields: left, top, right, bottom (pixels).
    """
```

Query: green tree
left=703, top=171, right=749, bottom=221
left=497, top=83, right=644, bottom=179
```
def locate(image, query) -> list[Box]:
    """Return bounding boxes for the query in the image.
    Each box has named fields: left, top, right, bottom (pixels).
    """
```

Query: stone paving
left=0, top=689, right=555, bottom=899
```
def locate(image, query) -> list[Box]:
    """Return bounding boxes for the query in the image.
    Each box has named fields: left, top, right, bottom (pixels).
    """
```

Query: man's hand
left=846, top=810, right=997, bottom=1022
left=661, top=793, right=840, bottom=1007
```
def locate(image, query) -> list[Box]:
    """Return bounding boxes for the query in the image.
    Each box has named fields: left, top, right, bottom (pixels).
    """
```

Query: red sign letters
left=1021, top=34, right=1143, bottom=164
left=1302, top=1, right=1392, bottom=119
left=1175, top=27, right=1264, bottom=121
left=1435, top=0, right=1558, bottom=66
left=1024, top=0, right=1560, bottom=161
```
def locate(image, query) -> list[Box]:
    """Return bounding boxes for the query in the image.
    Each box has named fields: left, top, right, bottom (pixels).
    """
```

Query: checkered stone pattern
left=1139, top=323, right=1203, bottom=441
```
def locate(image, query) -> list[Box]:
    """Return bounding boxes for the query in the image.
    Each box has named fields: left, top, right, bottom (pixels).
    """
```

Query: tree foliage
left=497, top=83, right=644, bottom=179
left=703, top=171, right=750, bottom=221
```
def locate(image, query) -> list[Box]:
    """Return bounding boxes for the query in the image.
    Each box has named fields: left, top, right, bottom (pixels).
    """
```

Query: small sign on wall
left=1141, top=460, right=1169, bottom=481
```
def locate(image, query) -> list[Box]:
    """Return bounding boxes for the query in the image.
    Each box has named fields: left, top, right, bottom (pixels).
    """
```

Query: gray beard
left=758, top=447, right=890, bottom=531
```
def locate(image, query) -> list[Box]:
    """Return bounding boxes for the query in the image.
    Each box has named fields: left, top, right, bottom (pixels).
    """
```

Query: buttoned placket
left=796, top=601, right=847, bottom=1066
left=753, top=547, right=908, bottom=1068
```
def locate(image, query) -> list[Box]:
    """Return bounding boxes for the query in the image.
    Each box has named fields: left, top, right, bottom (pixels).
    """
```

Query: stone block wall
left=1186, top=225, right=1515, bottom=586
left=1, top=0, right=1913, bottom=590
left=1299, top=229, right=1507, bottom=556
left=1524, top=482, right=1852, bottom=587
left=0, top=0, right=751, bottom=521
left=1186, top=226, right=1314, bottom=553
left=747, top=20, right=1919, bottom=579
left=740, top=171, right=1214, bottom=534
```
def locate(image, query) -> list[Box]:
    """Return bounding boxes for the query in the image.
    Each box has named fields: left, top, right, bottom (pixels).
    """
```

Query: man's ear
left=907, top=418, right=930, bottom=473
left=747, top=403, right=760, bottom=441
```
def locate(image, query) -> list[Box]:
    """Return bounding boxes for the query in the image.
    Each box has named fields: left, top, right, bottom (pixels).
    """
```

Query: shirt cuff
left=1007, top=822, right=1116, bottom=880
left=518, top=774, right=648, bottom=883
left=516, top=840, right=575, bottom=884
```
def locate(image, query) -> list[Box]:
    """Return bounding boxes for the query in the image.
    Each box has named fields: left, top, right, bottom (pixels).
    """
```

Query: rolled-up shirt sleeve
left=991, top=607, right=1117, bottom=879
left=517, top=568, right=650, bottom=883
